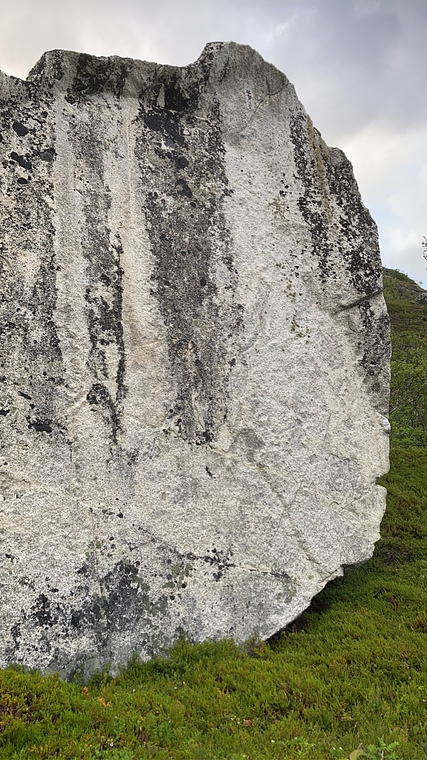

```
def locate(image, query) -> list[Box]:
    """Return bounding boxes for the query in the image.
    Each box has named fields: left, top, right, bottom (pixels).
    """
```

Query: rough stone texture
left=0, top=42, right=390, bottom=676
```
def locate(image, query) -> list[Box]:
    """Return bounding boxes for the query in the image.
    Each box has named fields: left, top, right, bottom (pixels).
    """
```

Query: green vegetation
left=1, top=270, right=426, bottom=760
left=383, top=268, right=427, bottom=447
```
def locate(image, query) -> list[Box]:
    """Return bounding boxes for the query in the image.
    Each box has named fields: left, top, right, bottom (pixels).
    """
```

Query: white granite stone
left=0, top=42, right=390, bottom=676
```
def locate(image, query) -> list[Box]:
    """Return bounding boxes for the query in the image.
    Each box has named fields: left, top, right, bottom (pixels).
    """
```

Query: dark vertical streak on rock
left=0, top=82, right=64, bottom=438
left=68, top=117, right=127, bottom=444
left=135, top=80, right=241, bottom=445
left=289, top=111, right=382, bottom=295
left=324, top=147, right=382, bottom=294
left=289, top=112, right=335, bottom=285
left=72, top=53, right=131, bottom=98
left=289, top=111, right=389, bottom=405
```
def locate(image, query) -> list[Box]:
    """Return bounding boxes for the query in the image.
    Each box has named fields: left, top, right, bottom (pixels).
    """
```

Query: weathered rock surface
left=0, top=42, right=390, bottom=676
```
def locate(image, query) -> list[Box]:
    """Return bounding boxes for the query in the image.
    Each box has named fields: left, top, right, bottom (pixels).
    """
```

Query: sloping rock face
left=0, top=43, right=390, bottom=676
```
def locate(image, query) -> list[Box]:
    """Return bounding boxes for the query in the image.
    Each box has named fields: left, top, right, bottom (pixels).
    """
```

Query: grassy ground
left=0, top=270, right=426, bottom=760
left=382, top=269, right=427, bottom=447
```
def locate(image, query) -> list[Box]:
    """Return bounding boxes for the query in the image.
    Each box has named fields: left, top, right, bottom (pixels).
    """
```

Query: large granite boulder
left=0, top=42, right=390, bottom=676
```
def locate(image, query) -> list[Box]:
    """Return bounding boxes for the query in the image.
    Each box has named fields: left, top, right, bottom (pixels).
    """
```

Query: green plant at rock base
left=0, top=271, right=426, bottom=759
left=362, top=740, right=402, bottom=760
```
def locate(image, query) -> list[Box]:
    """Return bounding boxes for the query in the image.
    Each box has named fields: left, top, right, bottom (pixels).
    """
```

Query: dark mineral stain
left=289, top=111, right=381, bottom=295
left=10, top=151, right=33, bottom=171
left=27, top=418, right=53, bottom=433
left=0, top=87, right=65, bottom=442
left=71, top=53, right=131, bottom=98
left=67, top=116, right=127, bottom=445
left=39, top=147, right=56, bottom=162
left=136, top=88, right=242, bottom=446
left=289, top=113, right=332, bottom=284
left=31, top=593, right=54, bottom=627
left=12, top=121, right=29, bottom=137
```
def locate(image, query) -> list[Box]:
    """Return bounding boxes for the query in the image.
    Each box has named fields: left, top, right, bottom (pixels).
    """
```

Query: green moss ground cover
left=0, top=269, right=426, bottom=760
left=383, top=269, right=427, bottom=447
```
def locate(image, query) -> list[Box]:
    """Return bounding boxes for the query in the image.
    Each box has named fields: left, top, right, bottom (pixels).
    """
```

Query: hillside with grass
left=383, top=269, right=427, bottom=448
left=0, top=269, right=426, bottom=760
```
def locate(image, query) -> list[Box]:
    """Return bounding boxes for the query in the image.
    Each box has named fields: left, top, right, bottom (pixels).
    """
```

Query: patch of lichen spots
left=101, top=561, right=166, bottom=626
left=270, top=568, right=298, bottom=604
left=55, top=559, right=173, bottom=668
left=358, top=302, right=391, bottom=374
left=324, top=151, right=382, bottom=294
left=184, top=548, right=235, bottom=582
left=69, top=110, right=127, bottom=443
left=31, top=593, right=55, bottom=629
left=290, top=111, right=381, bottom=294
left=269, top=197, right=285, bottom=220
left=163, top=561, right=193, bottom=591
left=86, top=382, right=120, bottom=442
left=289, top=111, right=332, bottom=285
left=0, top=154, right=65, bottom=437
left=71, top=54, right=131, bottom=98
left=138, top=98, right=240, bottom=446
left=27, top=50, right=65, bottom=88
left=306, top=117, right=333, bottom=218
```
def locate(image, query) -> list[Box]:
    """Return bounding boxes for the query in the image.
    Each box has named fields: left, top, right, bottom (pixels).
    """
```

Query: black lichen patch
left=289, top=112, right=381, bottom=295
left=356, top=301, right=391, bottom=402
left=4, top=623, right=22, bottom=663
left=288, top=112, right=389, bottom=404
left=70, top=53, right=131, bottom=98
left=10, top=151, right=33, bottom=171
left=0, top=86, right=65, bottom=442
left=86, top=382, right=120, bottom=438
left=136, top=93, right=241, bottom=445
left=325, top=148, right=382, bottom=294
left=38, top=146, right=56, bottom=162
left=12, top=121, right=29, bottom=137
left=143, top=109, right=185, bottom=146
left=68, top=118, right=127, bottom=444
left=358, top=302, right=391, bottom=371
left=289, top=112, right=333, bottom=284
left=186, top=547, right=235, bottom=582
left=62, top=558, right=173, bottom=667
left=31, top=593, right=54, bottom=627
left=27, top=417, right=53, bottom=433
left=28, top=50, right=65, bottom=88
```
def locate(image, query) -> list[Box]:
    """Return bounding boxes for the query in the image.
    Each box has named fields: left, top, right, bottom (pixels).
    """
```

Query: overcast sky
left=1, top=0, right=426, bottom=286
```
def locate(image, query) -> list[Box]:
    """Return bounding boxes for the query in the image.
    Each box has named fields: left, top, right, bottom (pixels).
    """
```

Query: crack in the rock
left=237, top=86, right=287, bottom=136
left=335, top=288, right=383, bottom=313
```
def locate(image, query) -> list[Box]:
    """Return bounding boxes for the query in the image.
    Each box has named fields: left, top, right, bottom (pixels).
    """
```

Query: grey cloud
left=262, top=0, right=427, bottom=140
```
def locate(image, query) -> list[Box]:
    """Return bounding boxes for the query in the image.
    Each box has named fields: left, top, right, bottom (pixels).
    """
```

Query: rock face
left=0, top=43, right=390, bottom=676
